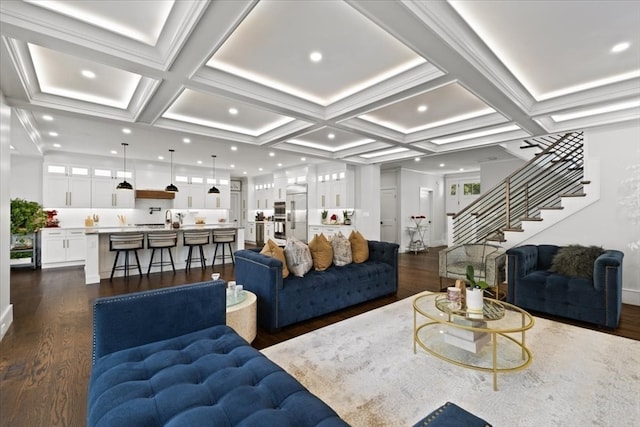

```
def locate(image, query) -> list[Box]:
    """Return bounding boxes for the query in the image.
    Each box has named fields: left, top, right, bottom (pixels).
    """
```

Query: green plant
left=465, top=265, right=489, bottom=289
left=10, top=198, right=47, bottom=234
left=342, top=210, right=349, bottom=219
left=321, top=210, right=328, bottom=219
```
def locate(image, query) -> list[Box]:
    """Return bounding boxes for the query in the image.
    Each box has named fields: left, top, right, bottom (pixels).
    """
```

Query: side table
left=226, top=290, right=257, bottom=343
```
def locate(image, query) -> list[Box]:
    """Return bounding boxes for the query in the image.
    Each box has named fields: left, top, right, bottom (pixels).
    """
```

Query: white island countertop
left=84, top=224, right=243, bottom=234
left=84, top=225, right=245, bottom=284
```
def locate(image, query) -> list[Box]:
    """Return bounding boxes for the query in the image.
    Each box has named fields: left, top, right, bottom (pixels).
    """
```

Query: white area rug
left=261, top=292, right=640, bottom=427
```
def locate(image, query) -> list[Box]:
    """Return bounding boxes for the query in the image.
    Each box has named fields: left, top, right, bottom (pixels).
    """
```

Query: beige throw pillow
left=284, top=237, right=313, bottom=277
left=260, top=239, right=289, bottom=278
left=330, top=232, right=352, bottom=266
left=349, top=230, right=369, bottom=263
left=308, top=233, right=333, bottom=271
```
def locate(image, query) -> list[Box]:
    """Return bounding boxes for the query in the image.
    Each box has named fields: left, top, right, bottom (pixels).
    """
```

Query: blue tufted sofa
left=234, top=240, right=399, bottom=332
left=88, top=281, right=349, bottom=427
left=506, top=244, right=624, bottom=328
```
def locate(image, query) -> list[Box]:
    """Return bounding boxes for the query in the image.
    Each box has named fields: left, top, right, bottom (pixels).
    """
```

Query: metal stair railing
left=451, top=131, right=584, bottom=245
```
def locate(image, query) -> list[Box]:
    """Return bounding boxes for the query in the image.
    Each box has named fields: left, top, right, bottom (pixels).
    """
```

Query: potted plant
left=321, top=210, right=328, bottom=224
left=11, top=198, right=47, bottom=235
left=343, top=210, right=351, bottom=225
left=465, top=264, right=488, bottom=312
left=10, top=198, right=47, bottom=265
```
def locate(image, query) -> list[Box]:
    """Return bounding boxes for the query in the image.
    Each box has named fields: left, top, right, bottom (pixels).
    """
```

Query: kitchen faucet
left=165, top=209, right=173, bottom=225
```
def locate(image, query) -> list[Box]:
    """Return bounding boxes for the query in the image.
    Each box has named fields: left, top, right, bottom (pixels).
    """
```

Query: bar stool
left=146, top=231, right=177, bottom=275
left=212, top=229, right=236, bottom=266
left=109, top=233, right=144, bottom=279
left=183, top=230, right=210, bottom=270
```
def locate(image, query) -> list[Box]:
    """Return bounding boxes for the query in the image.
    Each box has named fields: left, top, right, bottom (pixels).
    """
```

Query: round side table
left=226, top=290, right=257, bottom=343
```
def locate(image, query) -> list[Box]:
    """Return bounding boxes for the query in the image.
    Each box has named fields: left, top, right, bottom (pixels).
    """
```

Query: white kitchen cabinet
left=308, top=224, right=353, bottom=240
left=43, top=164, right=91, bottom=208
left=91, top=170, right=135, bottom=208
left=41, top=228, right=86, bottom=268
left=246, top=221, right=256, bottom=243
left=204, top=182, right=230, bottom=209
left=316, top=166, right=354, bottom=209
left=264, top=222, right=275, bottom=241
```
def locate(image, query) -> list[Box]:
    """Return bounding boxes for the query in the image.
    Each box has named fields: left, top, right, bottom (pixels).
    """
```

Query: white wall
left=480, top=158, right=526, bottom=191
left=520, top=121, right=640, bottom=305
left=10, top=155, right=43, bottom=203
left=1, top=93, right=13, bottom=340
left=354, top=164, right=381, bottom=240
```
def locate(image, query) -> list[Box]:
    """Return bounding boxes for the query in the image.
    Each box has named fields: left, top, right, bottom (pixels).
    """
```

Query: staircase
left=448, top=131, right=600, bottom=248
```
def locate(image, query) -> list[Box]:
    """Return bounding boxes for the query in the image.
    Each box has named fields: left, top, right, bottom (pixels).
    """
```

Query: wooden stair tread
left=560, top=193, right=586, bottom=197
left=540, top=206, right=564, bottom=210
left=502, top=228, right=523, bottom=232
left=521, top=217, right=543, bottom=222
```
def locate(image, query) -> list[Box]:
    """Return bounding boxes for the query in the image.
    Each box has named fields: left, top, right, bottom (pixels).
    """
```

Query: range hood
left=135, top=190, right=175, bottom=199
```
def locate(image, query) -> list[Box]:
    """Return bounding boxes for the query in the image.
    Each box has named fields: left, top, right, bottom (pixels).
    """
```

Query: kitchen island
left=84, top=225, right=244, bottom=284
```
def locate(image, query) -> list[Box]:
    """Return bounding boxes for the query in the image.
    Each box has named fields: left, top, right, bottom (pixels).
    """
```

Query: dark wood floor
left=1, top=247, right=639, bottom=427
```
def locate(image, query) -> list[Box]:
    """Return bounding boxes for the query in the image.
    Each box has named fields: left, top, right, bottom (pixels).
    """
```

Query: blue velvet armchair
left=506, top=244, right=624, bottom=328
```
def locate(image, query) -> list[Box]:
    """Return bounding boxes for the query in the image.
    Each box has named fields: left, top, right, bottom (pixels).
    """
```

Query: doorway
left=445, top=175, right=481, bottom=214
left=230, top=192, right=241, bottom=227
left=380, top=187, right=397, bottom=243
left=419, top=187, right=434, bottom=247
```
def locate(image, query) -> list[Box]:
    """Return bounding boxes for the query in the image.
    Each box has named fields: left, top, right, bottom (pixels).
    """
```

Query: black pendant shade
left=165, top=149, right=179, bottom=192
left=116, top=142, right=133, bottom=190
left=208, top=154, right=220, bottom=194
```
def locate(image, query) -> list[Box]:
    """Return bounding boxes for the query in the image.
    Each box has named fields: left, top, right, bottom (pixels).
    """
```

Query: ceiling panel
left=207, top=0, right=425, bottom=106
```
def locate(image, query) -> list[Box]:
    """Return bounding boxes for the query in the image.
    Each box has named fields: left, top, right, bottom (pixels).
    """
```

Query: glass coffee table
left=413, top=292, right=534, bottom=390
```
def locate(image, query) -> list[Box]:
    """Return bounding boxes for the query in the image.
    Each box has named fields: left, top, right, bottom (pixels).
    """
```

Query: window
left=463, top=182, right=481, bottom=195
left=450, top=184, right=457, bottom=196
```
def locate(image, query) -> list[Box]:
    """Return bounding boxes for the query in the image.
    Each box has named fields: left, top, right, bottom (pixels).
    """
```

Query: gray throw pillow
left=549, top=245, right=604, bottom=279
left=284, top=237, right=313, bottom=277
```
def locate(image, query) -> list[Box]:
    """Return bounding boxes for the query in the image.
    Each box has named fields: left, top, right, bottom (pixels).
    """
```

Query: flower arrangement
left=330, top=213, right=338, bottom=224
left=410, top=215, right=426, bottom=227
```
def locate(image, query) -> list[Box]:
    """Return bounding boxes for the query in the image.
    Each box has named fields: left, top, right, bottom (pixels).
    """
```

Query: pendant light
left=116, top=142, right=133, bottom=190
left=208, top=155, right=220, bottom=194
left=165, top=149, right=178, bottom=192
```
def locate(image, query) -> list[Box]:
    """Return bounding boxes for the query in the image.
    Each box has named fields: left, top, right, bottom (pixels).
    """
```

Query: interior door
left=380, top=187, right=397, bottom=243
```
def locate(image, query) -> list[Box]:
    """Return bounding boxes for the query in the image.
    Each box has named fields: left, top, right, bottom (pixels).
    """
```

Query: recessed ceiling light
left=459, top=168, right=465, bottom=171
left=231, top=146, right=238, bottom=151
left=228, top=108, right=238, bottom=115
left=243, top=171, right=247, bottom=175
left=230, top=164, right=235, bottom=168
left=414, top=157, right=421, bottom=162
left=122, top=128, right=131, bottom=134
left=439, top=163, right=445, bottom=167
left=258, top=167, right=263, bottom=171
left=417, top=105, right=428, bottom=113
left=269, top=152, right=275, bottom=157
left=158, top=155, right=164, bottom=160
left=42, top=115, right=53, bottom=121
left=301, top=157, right=306, bottom=161
left=197, top=160, right=202, bottom=165
left=183, top=138, right=191, bottom=143
left=328, top=133, right=335, bottom=140
left=277, top=163, right=283, bottom=167
left=611, top=42, right=630, bottom=53
left=53, top=143, right=61, bottom=148
left=309, top=51, right=322, bottom=62
left=81, top=69, right=96, bottom=79
left=49, top=131, right=58, bottom=137
left=10, top=145, right=15, bottom=150
left=110, top=150, right=117, bottom=155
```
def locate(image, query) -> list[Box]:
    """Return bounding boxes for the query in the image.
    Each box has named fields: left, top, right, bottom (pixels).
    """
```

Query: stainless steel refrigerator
left=286, top=184, right=308, bottom=242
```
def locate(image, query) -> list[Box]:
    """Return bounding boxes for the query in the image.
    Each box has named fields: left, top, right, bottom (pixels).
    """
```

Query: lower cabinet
left=41, top=228, right=86, bottom=268
left=308, top=225, right=354, bottom=240
left=246, top=222, right=256, bottom=243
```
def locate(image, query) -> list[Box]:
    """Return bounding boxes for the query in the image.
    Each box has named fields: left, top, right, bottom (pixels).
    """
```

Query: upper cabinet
left=43, top=164, right=91, bottom=208
left=316, top=164, right=354, bottom=209
left=91, top=168, right=134, bottom=208
left=173, top=174, right=206, bottom=209
left=253, top=175, right=274, bottom=210
left=204, top=177, right=230, bottom=209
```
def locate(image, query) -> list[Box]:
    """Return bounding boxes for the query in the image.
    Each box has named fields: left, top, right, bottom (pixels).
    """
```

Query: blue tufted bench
left=234, top=240, right=399, bottom=332
left=88, top=281, right=349, bottom=426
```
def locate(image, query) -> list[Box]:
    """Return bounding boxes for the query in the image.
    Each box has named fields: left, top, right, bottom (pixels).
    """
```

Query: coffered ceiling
left=1, top=0, right=638, bottom=176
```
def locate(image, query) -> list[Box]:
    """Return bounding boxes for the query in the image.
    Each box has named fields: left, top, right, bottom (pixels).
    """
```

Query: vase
left=466, top=288, right=484, bottom=313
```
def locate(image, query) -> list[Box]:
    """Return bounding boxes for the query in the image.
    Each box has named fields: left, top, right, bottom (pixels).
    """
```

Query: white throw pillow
left=330, top=232, right=352, bottom=266
left=284, top=237, right=313, bottom=277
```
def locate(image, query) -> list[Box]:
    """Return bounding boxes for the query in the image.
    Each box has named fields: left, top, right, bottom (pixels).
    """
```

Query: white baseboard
left=0, top=304, right=14, bottom=341
left=622, top=288, right=640, bottom=306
